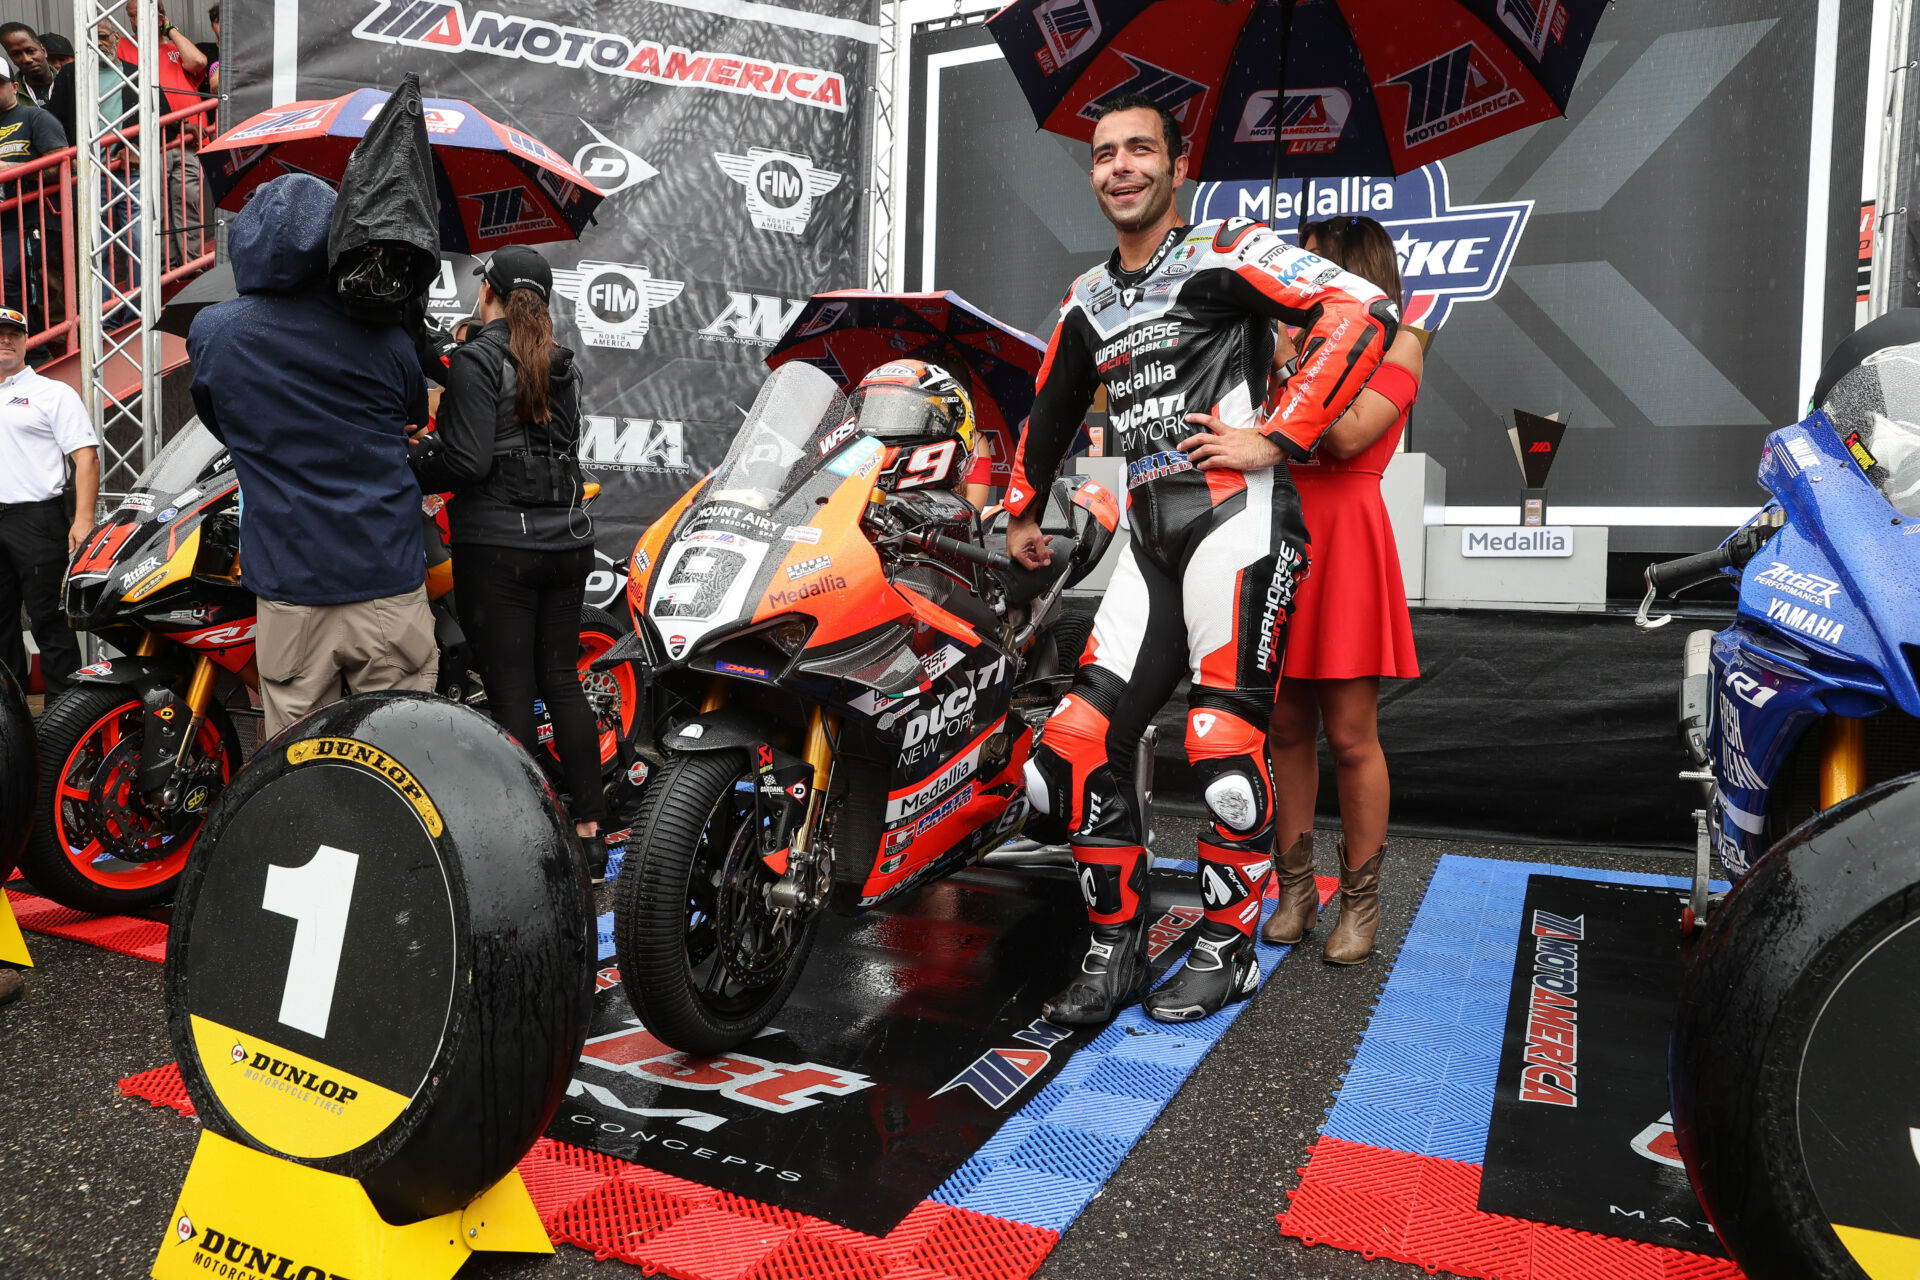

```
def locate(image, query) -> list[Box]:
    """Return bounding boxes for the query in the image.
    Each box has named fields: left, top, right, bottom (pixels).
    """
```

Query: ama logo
left=1385, top=42, right=1525, bottom=148
left=1190, top=161, right=1530, bottom=330
left=1077, top=53, right=1208, bottom=131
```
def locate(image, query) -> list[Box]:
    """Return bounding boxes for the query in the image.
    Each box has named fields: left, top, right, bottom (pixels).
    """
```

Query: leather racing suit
left=1010, top=216, right=1397, bottom=1024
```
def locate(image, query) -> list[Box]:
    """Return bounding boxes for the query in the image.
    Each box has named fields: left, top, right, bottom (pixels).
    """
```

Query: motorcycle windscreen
left=1822, top=342, right=1920, bottom=518
left=136, top=419, right=225, bottom=497
left=703, top=362, right=853, bottom=513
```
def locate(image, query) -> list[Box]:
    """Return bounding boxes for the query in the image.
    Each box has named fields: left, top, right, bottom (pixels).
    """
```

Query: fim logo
left=572, top=120, right=657, bottom=197
left=1034, top=0, right=1101, bottom=73
left=700, top=292, right=807, bottom=347
left=1191, top=160, right=1530, bottom=330
left=466, top=185, right=556, bottom=240
left=933, top=1018, right=1073, bottom=1108
left=715, top=148, right=843, bottom=236
left=552, top=261, right=684, bottom=351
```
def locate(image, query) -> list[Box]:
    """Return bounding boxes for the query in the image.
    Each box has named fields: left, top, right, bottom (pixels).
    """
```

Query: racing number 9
left=655, top=547, right=748, bottom=620
left=896, top=440, right=960, bottom=491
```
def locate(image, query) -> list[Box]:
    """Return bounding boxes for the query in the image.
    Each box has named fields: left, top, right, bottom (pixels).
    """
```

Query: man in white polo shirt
left=0, top=307, right=97, bottom=698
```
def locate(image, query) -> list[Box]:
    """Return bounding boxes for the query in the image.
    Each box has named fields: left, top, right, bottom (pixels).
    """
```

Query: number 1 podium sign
left=154, top=693, right=595, bottom=1280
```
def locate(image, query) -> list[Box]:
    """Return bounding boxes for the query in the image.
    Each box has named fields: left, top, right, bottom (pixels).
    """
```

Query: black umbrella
left=156, top=260, right=235, bottom=338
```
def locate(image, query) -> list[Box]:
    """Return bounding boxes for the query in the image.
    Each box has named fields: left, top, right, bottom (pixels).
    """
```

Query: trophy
left=1509, top=410, right=1566, bottom=526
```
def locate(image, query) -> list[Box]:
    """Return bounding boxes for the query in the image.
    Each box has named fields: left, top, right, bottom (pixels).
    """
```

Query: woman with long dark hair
left=1263, top=215, right=1423, bottom=964
left=413, top=245, right=608, bottom=876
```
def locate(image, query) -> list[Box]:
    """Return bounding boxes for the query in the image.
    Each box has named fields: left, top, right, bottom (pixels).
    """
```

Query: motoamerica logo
left=1386, top=42, right=1524, bottom=147
left=1192, top=161, right=1530, bottom=330
left=700, top=293, right=806, bottom=347
left=1233, top=86, right=1353, bottom=155
left=714, top=148, right=844, bottom=235
left=178, top=1218, right=353, bottom=1280
left=352, top=0, right=848, bottom=111
left=579, top=416, right=688, bottom=473
left=552, top=261, right=684, bottom=350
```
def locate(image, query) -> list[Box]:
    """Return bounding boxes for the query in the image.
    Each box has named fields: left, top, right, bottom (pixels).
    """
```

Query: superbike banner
left=1478, top=875, right=1722, bottom=1256
left=226, top=0, right=880, bottom=604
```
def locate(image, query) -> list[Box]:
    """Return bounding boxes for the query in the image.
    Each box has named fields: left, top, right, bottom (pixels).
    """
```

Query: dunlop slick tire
left=612, top=746, right=818, bottom=1056
left=166, top=692, right=594, bottom=1223
left=0, top=662, right=34, bottom=880
left=1671, top=771, right=1920, bottom=1279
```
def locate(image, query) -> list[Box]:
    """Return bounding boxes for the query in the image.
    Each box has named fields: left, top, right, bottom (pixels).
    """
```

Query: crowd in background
left=0, top=1, right=219, bottom=362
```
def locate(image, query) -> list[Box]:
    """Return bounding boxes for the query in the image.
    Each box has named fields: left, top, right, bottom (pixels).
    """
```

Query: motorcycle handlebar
left=1645, top=545, right=1736, bottom=595
left=916, top=532, right=1013, bottom=572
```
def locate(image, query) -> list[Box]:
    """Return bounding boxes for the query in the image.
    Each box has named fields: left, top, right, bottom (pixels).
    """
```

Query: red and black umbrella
left=199, top=88, right=603, bottom=252
left=987, top=0, right=1609, bottom=181
left=766, top=291, right=1048, bottom=485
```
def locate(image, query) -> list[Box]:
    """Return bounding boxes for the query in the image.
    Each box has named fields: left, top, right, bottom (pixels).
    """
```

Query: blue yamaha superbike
left=1646, top=343, right=1920, bottom=1279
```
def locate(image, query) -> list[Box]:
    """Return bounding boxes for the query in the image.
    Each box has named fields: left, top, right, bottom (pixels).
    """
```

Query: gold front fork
left=1819, top=715, right=1868, bottom=810
left=176, top=654, right=219, bottom=768
left=791, top=706, right=837, bottom=862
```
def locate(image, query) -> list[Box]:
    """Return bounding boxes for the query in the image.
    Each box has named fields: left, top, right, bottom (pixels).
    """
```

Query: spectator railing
left=10, top=95, right=218, bottom=357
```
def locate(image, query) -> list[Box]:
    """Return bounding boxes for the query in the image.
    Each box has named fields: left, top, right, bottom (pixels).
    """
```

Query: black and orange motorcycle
left=23, top=421, right=642, bottom=914
left=610, top=361, right=1119, bottom=1054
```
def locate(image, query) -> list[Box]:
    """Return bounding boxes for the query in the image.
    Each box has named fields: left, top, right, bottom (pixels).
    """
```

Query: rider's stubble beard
left=1094, top=155, right=1178, bottom=236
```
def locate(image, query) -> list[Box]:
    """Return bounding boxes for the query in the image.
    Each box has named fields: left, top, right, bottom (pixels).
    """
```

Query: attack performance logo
left=572, top=120, right=657, bottom=197
left=714, top=149, right=844, bottom=236
left=1385, top=42, right=1524, bottom=148
left=1191, top=161, right=1531, bottom=330
left=552, top=261, right=684, bottom=350
left=353, top=0, right=849, bottom=111
left=1233, top=86, right=1353, bottom=154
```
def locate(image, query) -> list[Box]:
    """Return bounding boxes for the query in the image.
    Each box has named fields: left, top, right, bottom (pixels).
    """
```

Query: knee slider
left=1034, top=692, right=1132, bottom=837
left=1186, top=707, right=1274, bottom=844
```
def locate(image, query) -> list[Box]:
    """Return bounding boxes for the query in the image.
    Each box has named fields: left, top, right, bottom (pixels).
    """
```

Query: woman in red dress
left=1262, top=215, right=1423, bottom=965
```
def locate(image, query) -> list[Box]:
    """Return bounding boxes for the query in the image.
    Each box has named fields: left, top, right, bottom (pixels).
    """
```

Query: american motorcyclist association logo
left=552, top=261, right=685, bottom=350
left=1190, top=161, right=1530, bottom=330
left=572, top=120, right=657, bottom=198
left=714, top=148, right=844, bottom=236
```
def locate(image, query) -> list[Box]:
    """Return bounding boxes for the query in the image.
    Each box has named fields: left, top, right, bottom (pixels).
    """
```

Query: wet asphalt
left=0, top=817, right=1689, bottom=1280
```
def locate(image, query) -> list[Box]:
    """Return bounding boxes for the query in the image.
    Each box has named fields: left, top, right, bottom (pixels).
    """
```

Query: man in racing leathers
left=1006, top=95, right=1397, bottom=1026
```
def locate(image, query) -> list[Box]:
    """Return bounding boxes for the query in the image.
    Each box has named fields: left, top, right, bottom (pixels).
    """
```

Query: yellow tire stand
left=152, top=1130, right=551, bottom=1280
left=0, top=889, right=31, bottom=968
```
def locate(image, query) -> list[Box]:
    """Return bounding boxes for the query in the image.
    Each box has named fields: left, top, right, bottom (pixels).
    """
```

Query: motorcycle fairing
left=1707, top=416, right=1920, bottom=874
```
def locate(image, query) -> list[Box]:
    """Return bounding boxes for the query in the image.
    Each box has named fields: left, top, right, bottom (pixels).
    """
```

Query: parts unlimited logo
left=352, top=0, right=848, bottom=111
left=1190, top=161, right=1530, bottom=330
left=714, top=149, right=844, bottom=235
left=552, top=261, right=684, bottom=350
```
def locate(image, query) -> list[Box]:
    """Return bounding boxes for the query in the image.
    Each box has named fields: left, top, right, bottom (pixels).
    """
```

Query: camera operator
left=188, top=173, right=436, bottom=737
left=410, top=247, right=607, bottom=878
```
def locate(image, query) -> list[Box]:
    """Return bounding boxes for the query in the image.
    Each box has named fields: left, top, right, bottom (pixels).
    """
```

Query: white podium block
left=1423, top=525, right=1609, bottom=611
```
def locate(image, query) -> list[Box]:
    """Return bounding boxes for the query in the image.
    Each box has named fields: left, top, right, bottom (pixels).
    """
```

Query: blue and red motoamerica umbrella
left=198, top=88, right=603, bottom=252
left=987, top=0, right=1608, bottom=180
left=766, top=291, right=1049, bottom=482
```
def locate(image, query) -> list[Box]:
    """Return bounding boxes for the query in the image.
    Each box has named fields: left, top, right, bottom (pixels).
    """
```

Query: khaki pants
left=257, top=586, right=439, bottom=739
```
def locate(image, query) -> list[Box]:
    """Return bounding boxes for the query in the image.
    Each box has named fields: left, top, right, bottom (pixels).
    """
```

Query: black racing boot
left=1145, top=842, right=1272, bottom=1023
left=1042, top=842, right=1151, bottom=1027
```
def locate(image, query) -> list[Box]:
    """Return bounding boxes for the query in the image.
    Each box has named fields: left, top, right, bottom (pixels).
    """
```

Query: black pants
left=0, top=497, right=79, bottom=697
left=453, top=542, right=603, bottom=823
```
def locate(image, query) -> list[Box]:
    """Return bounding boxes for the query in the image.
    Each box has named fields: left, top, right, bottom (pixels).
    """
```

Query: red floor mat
left=121, top=1064, right=1060, bottom=1280
left=1278, top=1137, right=1744, bottom=1280
left=7, top=889, right=169, bottom=962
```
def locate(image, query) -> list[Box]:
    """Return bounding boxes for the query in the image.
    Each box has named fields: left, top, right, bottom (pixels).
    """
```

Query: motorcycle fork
left=138, top=649, right=217, bottom=803
left=1820, top=715, right=1868, bottom=809
left=771, top=706, right=838, bottom=911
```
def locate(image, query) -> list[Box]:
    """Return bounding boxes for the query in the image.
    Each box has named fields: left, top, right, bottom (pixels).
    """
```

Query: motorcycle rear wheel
left=23, top=684, right=240, bottom=914
left=612, top=747, right=818, bottom=1055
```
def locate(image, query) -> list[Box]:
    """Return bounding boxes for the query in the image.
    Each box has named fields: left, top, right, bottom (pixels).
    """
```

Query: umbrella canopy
left=987, top=0, right=1608, bottom=180
left=766, top=291, right=1048, bottom=480
left=199, top=88, right=603, bottom=252
left=156, top=260, right=235, bottom=337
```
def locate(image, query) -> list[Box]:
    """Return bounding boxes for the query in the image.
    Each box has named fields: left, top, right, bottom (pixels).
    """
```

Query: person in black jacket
left=412, top=246, right=607, bottom=875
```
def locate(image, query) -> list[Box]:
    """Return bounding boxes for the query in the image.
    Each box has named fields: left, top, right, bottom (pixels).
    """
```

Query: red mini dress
left=1283, top=361, right=1420, bottom=681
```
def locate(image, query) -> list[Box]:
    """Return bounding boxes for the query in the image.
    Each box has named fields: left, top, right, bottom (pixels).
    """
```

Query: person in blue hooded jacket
left=187, top=172, right=436, bottom=737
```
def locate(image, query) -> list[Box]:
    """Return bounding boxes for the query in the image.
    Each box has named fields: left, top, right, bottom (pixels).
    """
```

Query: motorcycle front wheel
left=612, top=747, right=818, bottom=1055
left=23, top=684, right=240, bottom=914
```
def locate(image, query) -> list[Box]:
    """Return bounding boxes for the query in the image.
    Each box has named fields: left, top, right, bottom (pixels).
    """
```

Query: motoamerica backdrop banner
left=904, top=0, right=1874, bottom=553
left=226, top=0, right=880, bottom=604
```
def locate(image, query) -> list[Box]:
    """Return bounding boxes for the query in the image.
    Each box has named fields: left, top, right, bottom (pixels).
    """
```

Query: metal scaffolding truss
left=866, top=2, right=903, bottom=288
left=72, top=0, right=164, bottom=496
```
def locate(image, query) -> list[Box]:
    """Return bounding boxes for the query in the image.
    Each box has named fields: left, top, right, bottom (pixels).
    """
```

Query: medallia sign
left=1190, top=161, right=1531, bottom=330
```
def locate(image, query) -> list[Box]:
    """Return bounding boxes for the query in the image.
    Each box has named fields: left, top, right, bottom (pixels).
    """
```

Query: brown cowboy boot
left=1324, top=842, right=1385, bottom=965
left=1260, top=830, right=1319, bottom=944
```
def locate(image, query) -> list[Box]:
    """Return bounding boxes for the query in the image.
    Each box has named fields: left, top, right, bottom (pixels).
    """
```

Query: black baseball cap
left=473, top=245, right=551, bottom=303
left=40, top=33, right=74, bottom=58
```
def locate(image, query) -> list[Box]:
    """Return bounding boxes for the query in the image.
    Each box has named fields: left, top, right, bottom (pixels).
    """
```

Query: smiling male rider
left=1006, top=94, right=1397, bottom=1026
